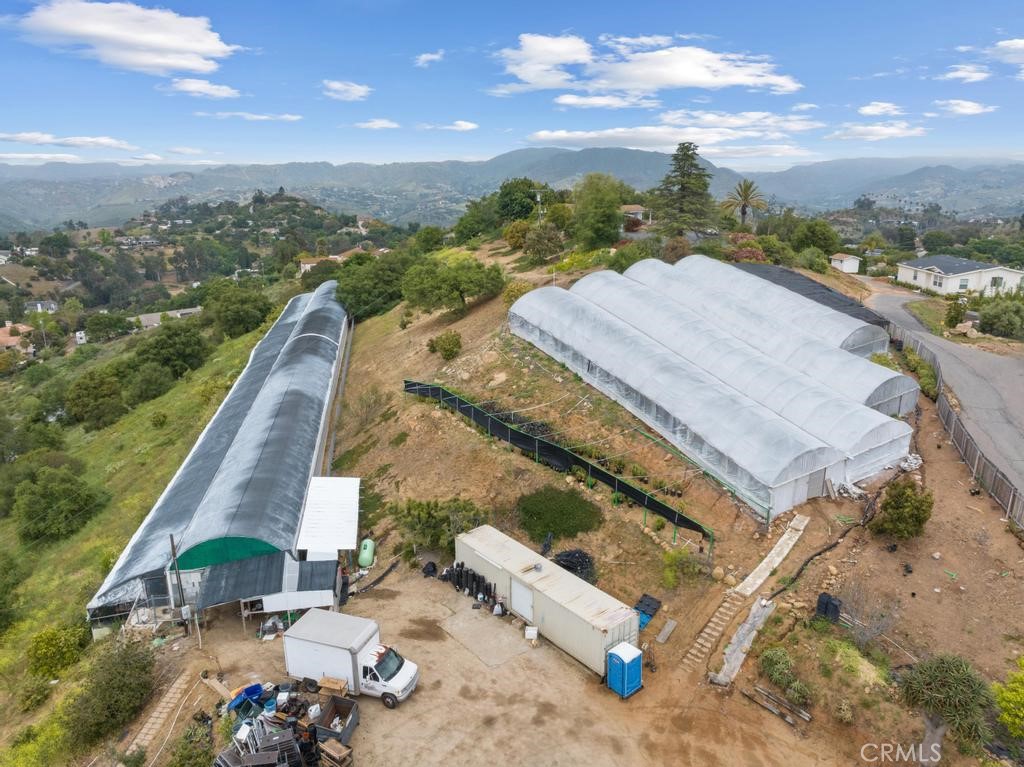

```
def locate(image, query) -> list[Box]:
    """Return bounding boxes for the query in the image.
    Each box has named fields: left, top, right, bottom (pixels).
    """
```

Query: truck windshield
left=375, top=648, right=405, bottom=681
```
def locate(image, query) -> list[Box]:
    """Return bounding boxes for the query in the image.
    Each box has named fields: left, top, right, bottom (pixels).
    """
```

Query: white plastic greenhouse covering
left=509, top=286, right=845, bottom=518
left=570, top=271, right=912, bottom=483
left=625, top=259, right=919, bottom=416
left=672, top=255, right=890, bottom=356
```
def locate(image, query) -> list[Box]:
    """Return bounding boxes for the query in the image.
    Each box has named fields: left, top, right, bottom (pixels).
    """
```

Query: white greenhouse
left=509, top=286, right=846, bottom=518
left=672, top=255, right=890, bottom=356
left=625, top=259, right=918, bottom=416
left=569, top=270, right=912, bottom=483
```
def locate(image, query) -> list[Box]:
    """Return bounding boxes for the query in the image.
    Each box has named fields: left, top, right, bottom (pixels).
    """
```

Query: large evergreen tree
left=653, top=142, right=713, bottom=236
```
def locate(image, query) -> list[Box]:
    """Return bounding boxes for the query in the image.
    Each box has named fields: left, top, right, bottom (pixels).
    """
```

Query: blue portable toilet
left=607, top=642, right=643, bottom=699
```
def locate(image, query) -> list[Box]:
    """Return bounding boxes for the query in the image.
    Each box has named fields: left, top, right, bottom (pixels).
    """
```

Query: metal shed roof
left=296, top=477, right=361, bottom=554
left=285, top=607, right=377, bottom=647
left=457, top=526, right=638, bottom=632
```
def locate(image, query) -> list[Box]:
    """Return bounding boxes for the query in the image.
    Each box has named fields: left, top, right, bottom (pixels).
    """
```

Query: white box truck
left=283, top=609, right=419, bottom=709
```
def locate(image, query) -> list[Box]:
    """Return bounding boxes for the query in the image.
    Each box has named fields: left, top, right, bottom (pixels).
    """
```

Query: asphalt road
left=863, top=280, right=1024, bottom=493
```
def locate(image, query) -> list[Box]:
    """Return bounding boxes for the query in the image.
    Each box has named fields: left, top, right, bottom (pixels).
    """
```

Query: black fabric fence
left=403, top=380, right=714, bottom=549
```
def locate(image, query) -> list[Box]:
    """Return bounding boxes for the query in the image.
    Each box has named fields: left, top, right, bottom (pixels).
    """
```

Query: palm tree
left=720, top=179, right=768, bottom=227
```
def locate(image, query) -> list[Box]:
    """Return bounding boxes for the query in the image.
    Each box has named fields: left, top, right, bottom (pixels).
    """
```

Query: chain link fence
left=888, top=324, right=1023, bottom=526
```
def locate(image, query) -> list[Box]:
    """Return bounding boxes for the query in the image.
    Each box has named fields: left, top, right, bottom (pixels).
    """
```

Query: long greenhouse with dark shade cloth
left=87, top=281, right=349, bottom=622
left=733, top=262, right=887, bottom=327
left=509, top=258, right=915, bottom=519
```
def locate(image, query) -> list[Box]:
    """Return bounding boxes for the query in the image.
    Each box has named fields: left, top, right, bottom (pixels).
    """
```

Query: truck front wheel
left=382, top=693, right=398, bottom=709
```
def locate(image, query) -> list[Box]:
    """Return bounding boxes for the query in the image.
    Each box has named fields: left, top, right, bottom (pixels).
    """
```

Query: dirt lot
left=113, top=248, right=1024, bottom=767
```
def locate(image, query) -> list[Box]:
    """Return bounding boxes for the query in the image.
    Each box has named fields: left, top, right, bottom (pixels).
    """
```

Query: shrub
left=517, top=486, right=602, bottom=542
left=166, top=723, right=214, bottom=767
left=945, top=299, right=967, bottom=328
left=502, top=280, right=534, bottom=308
left=785, top=680, right=811, bottom=707
left=60, top=640, right=155, bottom=751
left=427, top=330, right=462, bottom=361
left=13, top=467, right=108, bottom=543
left=994, top=656, right=1024, bottom=739
left=17, top=676, right=53, bottom=712
left=502, top=220, right=531, bottom=250
left=835, top=699, right=854, bottom=724
left=150, top=411, right=168, bottom=428
left=391, top=498, right=489, bottom=554
left=979, top=300, right=1024, bottom=338
left=662, top=548, right=700, bottom=589
left=652, top=516, right=666, bottom=532
left=27, top=624, right=90, bottom=678
left=760, top=647, right=795, bottom=688
left=796, top=246, right=829, bottom=273
left=902, top=348, right=938, bottom=399
left=868, top=478, right=933, bottom=539
left=661, top=236, right=691, bottom=264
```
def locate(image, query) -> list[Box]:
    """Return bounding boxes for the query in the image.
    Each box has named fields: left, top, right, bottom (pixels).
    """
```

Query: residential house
left=298, top=254, right=346, bottom=275
left=896, top=255, right=1024, bottom=296
left=0, top=321, right=33, bottom=354
left=0, top=250, right=11, bottom=265
left=830, top=253, right=862, bottom=274
left=620, top=204, right=651, bottom=223
left=131, top=306, right=202, bottom=330
left=25, top=299, right=58, bottom=314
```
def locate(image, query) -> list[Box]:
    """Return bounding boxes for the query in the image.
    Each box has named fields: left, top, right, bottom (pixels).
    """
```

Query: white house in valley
left=897, top=255, right=1024, bottom=296
left=830, top=253, right=862, bottom=273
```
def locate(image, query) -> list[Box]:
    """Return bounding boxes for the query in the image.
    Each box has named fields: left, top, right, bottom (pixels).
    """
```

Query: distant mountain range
left=0, top=148, right=1021, bottom=231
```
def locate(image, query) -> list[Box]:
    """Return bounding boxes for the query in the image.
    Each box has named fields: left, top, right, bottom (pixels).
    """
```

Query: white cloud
left=554, top=93, right=659, bottom=109
left=826, top=121, right=927, bottom=141
left=597, top=34, right=673, bottom=55
left=322, top=80, right=372, bottom=101
left=491, top=34, right=593, bottom=94
left=933, top=98, right=997, bottom=115
left=791, top=102, right=819, bottom=111
left=699, top=144, right=815, bottom=159
left=858, top=101, right=904, bottom=116
left=527, top=106, right=823, bottom=152
left=354, top=118, right=400, bottom=129
left=168, top=78, right=239, bottom=98
left=195, top=111, right=302, bottom=121
left=988, top=38, right=1024, bottom=77
left=955, top=45, right=975, bottom=52
left=936, top=64, right=991, bottom=83
left=0, top=130, right=137, bottom=150
left=492, top=33, right=801, bottom=97
left=922, top=112, right=939, bottom=118
left=439, top=120, right=478, bottom=131
left=414, top=49, right=444, bottom=67
left=659, top=109, right=824, bottom=134
left=0, top=152, right=80, bottom=162
left=131, top=153, right=163, bottom=161
left=586, top=47, right=802, bottom=95
left=168, top=146, right=203, bottom=155
left=19, top=0, right=239, bottom=75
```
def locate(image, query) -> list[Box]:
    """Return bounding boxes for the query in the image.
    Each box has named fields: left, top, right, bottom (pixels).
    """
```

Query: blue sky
left=1, top=0, right=1023, bottom=170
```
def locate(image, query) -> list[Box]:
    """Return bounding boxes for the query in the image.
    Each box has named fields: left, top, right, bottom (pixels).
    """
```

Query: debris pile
left=213, top=679, right=357, bottom=767
left=899, top=454, right=923, bottom=472
left=552, top=549, right=596, bottom=584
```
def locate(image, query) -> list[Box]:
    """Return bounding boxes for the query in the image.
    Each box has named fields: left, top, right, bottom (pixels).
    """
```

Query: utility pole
left=169, top=534, right=189, bottom=635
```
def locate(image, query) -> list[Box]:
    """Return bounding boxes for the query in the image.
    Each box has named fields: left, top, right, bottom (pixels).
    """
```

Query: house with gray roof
left=897, top=255, right=1024, bottom=296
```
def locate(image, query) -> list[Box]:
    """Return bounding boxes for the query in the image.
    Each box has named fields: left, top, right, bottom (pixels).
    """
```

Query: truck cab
left=360, top=644, right=419, bottom=708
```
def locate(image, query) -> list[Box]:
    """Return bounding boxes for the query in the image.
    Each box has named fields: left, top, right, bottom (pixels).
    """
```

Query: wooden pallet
left=321, top=739, right=354, bottom=767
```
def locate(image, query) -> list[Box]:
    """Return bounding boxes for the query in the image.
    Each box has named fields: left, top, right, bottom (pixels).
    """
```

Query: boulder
left=712, top=566, right=725, bottom=581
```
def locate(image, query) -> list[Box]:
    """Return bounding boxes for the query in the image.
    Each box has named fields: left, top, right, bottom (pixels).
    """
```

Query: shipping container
left=454, top=525, right=639, bottom=675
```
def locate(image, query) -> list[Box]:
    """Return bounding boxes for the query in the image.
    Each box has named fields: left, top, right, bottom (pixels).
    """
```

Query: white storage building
left=625, top=259, right=918, bottom=416
left=509, top=286, right=845, bottom=517
left=673, top=255, right=889, bottom=356
left=570, top=270, right=911, bottom=483
left=454, top=526, right=638, bottom=675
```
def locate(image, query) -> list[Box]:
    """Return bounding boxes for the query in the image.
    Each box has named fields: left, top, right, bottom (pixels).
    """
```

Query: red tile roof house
left=0, top=321, right=34, bottom=355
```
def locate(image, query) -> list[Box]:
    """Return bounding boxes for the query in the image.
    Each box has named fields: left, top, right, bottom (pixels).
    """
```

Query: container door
left=509, top=578, right=533, bottom=622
